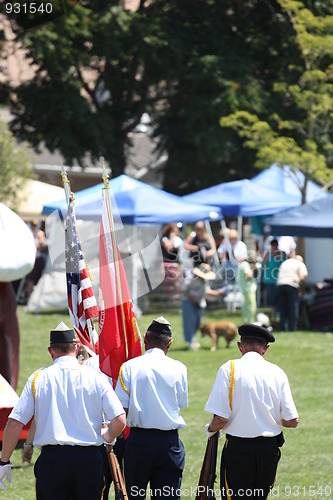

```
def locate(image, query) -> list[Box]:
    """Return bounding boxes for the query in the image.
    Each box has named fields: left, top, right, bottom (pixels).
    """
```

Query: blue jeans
left=181, top=296, right=203, bottom=344
left=278, top=285, right=298, bottom=331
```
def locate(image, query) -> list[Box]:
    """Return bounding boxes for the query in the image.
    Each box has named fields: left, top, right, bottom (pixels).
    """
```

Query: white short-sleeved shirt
left=9, top=356, right=124, bottom=448
left=277, top=258, right=308, bottom=288
left=205, top=352, right=298, bottom=438
left=115, top=348, right=188, bottom=430
left=218, top=241, right=248, bottom=262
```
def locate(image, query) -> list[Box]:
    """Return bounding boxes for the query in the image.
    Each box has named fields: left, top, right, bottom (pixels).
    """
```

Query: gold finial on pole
left=102, top=162, right=109, bottom=189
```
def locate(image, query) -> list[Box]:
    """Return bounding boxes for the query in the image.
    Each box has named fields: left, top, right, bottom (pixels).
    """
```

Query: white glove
left=0, top=463, right=12, bottom=491
left=101, top=427, right=116, bottom=446
left=205, top=423, right=220, bottom=439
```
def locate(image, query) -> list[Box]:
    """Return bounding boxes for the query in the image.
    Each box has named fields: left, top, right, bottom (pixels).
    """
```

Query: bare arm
left=281, top=417, right=299, bottom=428
left=1, top=418, right=24, bottom=462
left=207, top=415, right=228, bottom=433
left=22, top=418, right=36, bottom=463
left=206, top=287, right=224, bottom=297
left=183, top=236, right=198, bottom=251
left=102, top=413, right=126, bottom=444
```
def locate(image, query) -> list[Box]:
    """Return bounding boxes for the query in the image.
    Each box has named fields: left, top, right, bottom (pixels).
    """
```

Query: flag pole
left=101, top=164, right=129, bottom=358
left=61, top=164, right=97, bottom=352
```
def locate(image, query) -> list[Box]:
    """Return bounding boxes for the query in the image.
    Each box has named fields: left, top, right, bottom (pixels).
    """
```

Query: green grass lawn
left=5, top=306, right=333, bottom=499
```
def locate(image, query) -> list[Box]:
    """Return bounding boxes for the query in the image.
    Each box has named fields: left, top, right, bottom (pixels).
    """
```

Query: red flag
left=98, top=195, right=142, bottom=388
left=65, top=196, right=99, bottom=354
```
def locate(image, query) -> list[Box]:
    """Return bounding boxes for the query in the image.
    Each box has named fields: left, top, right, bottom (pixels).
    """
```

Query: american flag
left=65, top=196, right=99, bottom=352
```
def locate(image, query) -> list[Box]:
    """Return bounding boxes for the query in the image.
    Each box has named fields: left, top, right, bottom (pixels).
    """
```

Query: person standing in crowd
left=218, top=229, right=247, bottom=264
left=0, top=322, right=126, bottom=498
left=277, top=250, right=308, bottom=331
left=183, top=221, right=216, bottom=268
left=181, top=263, right=223, bottom=350
left=238, top=251, right=258, bottom=323
left=205, top=324, right=299, bottom=499
left=115, top=317, right=188, bottom=500
left=160, top=223, right=183, bottom=263
left=262, top=239, right=286, bottom=322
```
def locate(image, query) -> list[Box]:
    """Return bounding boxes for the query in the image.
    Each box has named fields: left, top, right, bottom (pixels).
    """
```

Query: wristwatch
left=23, top=443, right=34, bottom=449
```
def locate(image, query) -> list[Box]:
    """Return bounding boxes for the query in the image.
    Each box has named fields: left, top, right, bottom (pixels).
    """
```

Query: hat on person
left=50, top=321, right=76, bottom=344
left=147, top=316, right=172, bottom=337
left=192, top=263, right=216, bottom=280
left=238, top=323, right=275, bottom=343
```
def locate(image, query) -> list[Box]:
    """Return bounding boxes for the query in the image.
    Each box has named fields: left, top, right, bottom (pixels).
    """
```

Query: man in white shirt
left=0, top=322, right=126, bottom=498
left=218, top=229, right=248, bottom=263
left=277, top=250, right=308, bottom=331
left=115, top=317, right=188, bottom=500
left=205, top=323, right=299, bottom=499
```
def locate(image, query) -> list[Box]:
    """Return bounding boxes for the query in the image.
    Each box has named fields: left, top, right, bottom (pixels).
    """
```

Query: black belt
left=226, top=432, right=284, bottom=447
left=43, top=444, right=103, bottom=449
left=131, top=427, right=178, bottom=435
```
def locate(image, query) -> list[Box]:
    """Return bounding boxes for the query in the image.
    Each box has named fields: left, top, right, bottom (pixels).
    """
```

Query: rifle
left=108, top=447, right=128, bottom=500
left=196, top=433, right=219, bottom=500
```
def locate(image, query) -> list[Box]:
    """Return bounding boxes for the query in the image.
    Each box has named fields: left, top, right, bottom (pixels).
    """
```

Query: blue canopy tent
left=250, top=164, right=328, bottom=234
left=182, top=179, right=299, bottom=217
left=251, top=163, right=327, bottom=203
left=31, top=175, right=221, bottom=313
left=262, top=195, right=333, bottom=238
left=42, top=174, right=222, bottom=224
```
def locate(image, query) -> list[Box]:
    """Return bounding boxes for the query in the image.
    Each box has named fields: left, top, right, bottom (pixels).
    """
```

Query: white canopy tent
left=9, top=179, right=64, bottom=221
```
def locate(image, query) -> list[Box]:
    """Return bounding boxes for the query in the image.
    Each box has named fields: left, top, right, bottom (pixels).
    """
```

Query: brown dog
left=200, top=321, right=237, bottom=352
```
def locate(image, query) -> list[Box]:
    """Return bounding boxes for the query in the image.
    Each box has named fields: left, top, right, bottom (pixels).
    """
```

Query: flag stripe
left=65, top=196, right=99, bottom=353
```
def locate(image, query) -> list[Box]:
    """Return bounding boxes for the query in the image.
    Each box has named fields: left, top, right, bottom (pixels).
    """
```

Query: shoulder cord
left=229, top=360, right=235, bottom=410
left=32, top=369, right=43, bottom=402
left=119, top=363, right=130, bottom=396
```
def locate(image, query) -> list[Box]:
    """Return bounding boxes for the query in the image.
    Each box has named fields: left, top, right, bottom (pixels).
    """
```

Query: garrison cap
left=147, top=316, right=172, bottom=337
left=50, top=321, right=76, bottom=345
left=238, top=323, right=275, bottom=344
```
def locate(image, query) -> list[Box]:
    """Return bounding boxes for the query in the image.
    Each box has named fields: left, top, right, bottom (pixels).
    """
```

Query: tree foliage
left=0, top=120, right=33, bottom=208
left=220, top=0, right=333, bottom=202
left=3, top=0, right=333, bottom=195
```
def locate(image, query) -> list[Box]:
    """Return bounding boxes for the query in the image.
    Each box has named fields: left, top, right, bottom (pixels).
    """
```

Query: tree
left=3, top=1, right=300, bottom=185
left=0, top=120, right=33, bottom=208
left=156, top=0, right=301, bottom=194
left=5, top=0, right=165, bottom=172
left=4, top=0, right=332, bottom=194
left=220, top=0, right=333, bottom=203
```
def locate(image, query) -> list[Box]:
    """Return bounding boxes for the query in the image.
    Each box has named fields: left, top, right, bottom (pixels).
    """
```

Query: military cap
left=238, top=323, right=275, bottom=343
left=147, top=316, right=172, bottom=337
left=50, top=321, right=76, bottom=344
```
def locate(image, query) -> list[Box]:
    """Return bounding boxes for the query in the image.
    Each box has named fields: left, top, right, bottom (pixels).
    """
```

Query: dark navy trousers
left=221, top=435, right=281, bottom=499
left=278, top=284, right=299, bottom=331
left=124, top=428, right=185, bottom=500
left=34, top=445, right=106, bottom=500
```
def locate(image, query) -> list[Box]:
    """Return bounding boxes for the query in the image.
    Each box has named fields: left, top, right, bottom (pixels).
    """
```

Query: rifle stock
left=108, top=447, right=128, bottom=500
left=196, top=433, right=219, bottom=500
